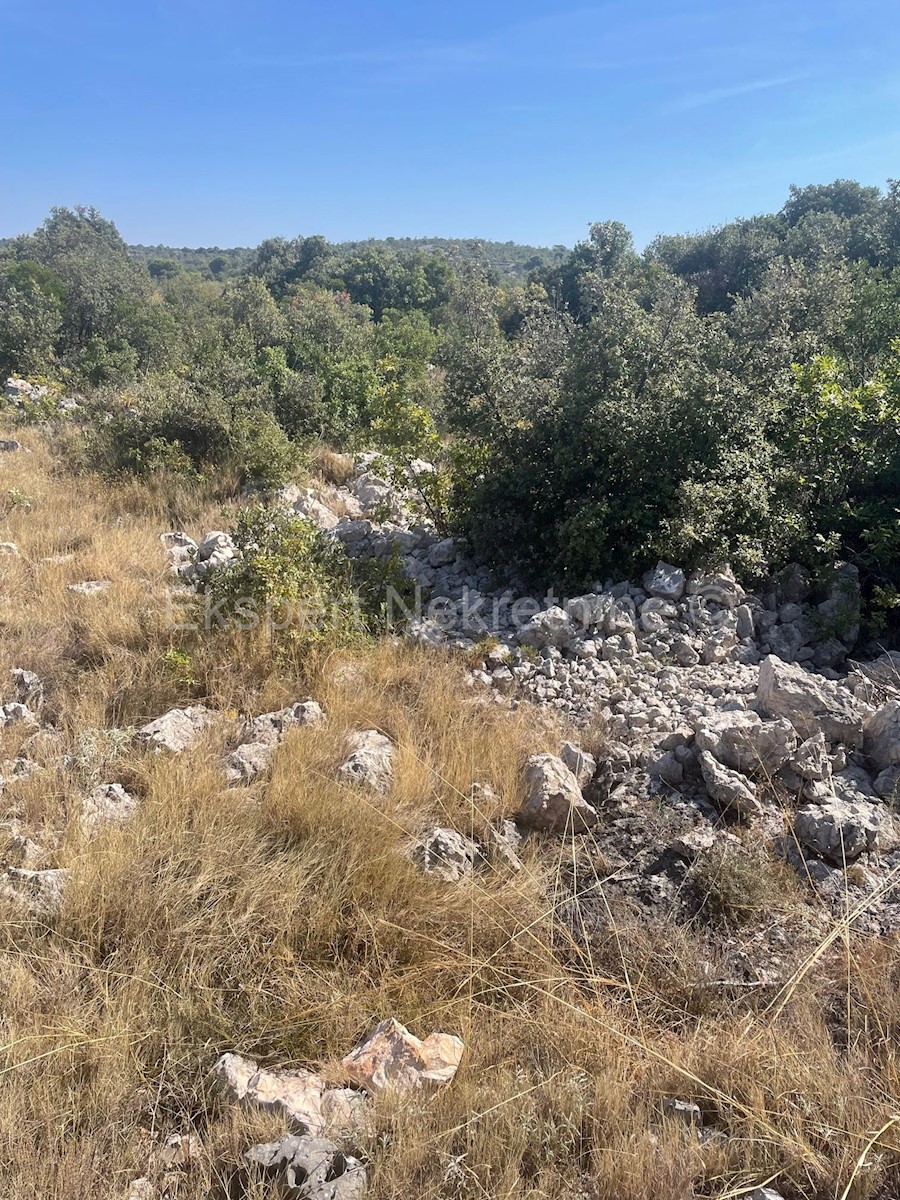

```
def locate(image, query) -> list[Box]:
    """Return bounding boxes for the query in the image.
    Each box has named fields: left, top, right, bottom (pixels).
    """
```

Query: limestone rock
left=10, top=668, right=42, bottom=707
left=138, top=705, right=214, bottom=753
left=243, top=701, right=326, bottom=745
left=341, top=1017, right=463, bottom=1092
left=428, top=537, right=456, bottom=567
left=698, top=750, right=760, bottom=816
left=0, top=867, right=68, bottom=915
left=662, top=1097, right=702, bottom=1127
left=212, top=1053, right=359, bottom=1136
left=643, top=561, right=686, bottom=602
left=757, top=655, right=865, bottom=746
left=864, top=701, right=900, bottom=771
left=516, top=607, right=576, bottom=650
left=337, top=730, right=393, bottom=794
left=410, top=828, right=478, bottom=881
left=226, top=701, right=326, bottom=783
left=67, top=580, right=111, bottom=595
left=81, top=782, right=138, bottom=835
left=695, top=711, right=796, bottom=775
left=193, top=531, right=237, bottom=579
left=795, top=799, right=880, bottom=864
left=290, top=490, right=340, bottom=532
left=0, top=701, right=38, bottom=731
left=155, top=1132, right=201, bottom=1170
left=486, top=819, right=523, bottom=871
left=224, top=740, right=274, bottom=784
left=788, top=732, right=830, bottom=781
left=560, top=741, right=597, bottom=788
left=518, top=754, right=598, bottom=834
left=874, top=764, right=900, bottom=800
left=244, top=1133, right=367, bottom=1200
left=687, top=568, right=745, bottom=608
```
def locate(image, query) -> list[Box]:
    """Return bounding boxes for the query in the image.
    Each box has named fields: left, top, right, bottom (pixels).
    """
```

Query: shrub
left=86, top=382, right=297, bottom=493
left=202, top=505, right=367, bottom=650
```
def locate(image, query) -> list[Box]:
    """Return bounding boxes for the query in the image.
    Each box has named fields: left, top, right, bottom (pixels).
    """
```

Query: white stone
left=698, top=750, right=760, bottom=816
left=212, top=1052, right=359, bottom=1135
left=410, top=828, right=478, bottom=881
left=795, top=799, right=881, bottom=864
left=757, top=655, right=865, bottom=746
left=138, top=705, right=214, bottom=753
left=81, top=782, right=138, bottom=835
left=341, top=1017, right=464, bottom=1092
left=518, top=754, right=598, bottom=834
left=337, top=729, right=393, bottom=793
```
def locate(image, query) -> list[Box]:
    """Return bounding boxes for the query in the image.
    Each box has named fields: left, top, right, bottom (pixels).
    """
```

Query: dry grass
left=310, top=445, right=356, bottom=487
left=2, top=427, right=900, bottom=1199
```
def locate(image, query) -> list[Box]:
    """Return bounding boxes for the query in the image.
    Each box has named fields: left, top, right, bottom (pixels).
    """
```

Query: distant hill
left=127, top=236, right=569, bottom=283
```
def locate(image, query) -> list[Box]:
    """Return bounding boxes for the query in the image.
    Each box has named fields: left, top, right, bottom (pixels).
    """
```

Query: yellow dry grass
left=1, top=427, right=900, bottom=1199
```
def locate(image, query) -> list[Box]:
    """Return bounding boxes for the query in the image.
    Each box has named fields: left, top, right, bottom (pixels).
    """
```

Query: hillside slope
left=1, top=428, right=900, bottom=1199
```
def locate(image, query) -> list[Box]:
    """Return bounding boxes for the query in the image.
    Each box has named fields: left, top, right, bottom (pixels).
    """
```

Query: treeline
left=127, top=234, right=565, bottom=286
left=1, top=181, right=899, bottom=633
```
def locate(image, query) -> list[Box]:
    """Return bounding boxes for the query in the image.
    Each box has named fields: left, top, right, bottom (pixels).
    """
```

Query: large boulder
left=341, top=1017, right=463, bottom=1092
left=794, top=799, right=881, bottom=864
left=757, top=655, right=866, bottom=746
left=518, top=754, right=598, bottom=834
left=244, top=1134, right=367, bottom=1200
left=695, top=711, right=796, bottom=775
left=212, top=1053, right=359, bottom=1136
left=138, top=705, right=215, bottom=753
left=337, top=730, right=393, bottom=794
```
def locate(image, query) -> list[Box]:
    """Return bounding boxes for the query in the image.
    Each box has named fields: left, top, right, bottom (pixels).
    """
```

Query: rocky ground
left=3, top=432, right=900, bottom=1199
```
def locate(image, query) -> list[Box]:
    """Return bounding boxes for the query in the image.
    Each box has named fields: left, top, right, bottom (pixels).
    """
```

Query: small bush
left=202, top=505, right=367, bottom=650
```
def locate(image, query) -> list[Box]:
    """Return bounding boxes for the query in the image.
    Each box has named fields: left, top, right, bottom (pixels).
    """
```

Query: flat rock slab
left=212, top=1052, right=359, bottom=1136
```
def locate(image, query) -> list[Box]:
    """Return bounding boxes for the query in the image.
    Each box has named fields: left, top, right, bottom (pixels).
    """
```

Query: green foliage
left=86, top=382, right=296, bottom=492
left=204, top=505, right=367, bottom=649
left=4, top=183, right=900, bottom=639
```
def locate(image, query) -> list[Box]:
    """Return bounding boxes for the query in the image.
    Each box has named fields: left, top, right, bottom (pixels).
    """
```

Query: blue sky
left=1, top=0, right=898, bottom=249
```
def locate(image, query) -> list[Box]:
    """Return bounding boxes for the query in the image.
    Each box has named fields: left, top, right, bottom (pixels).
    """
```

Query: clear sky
left=1, top=0, right=898, bottom=249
